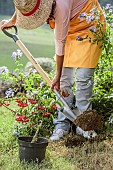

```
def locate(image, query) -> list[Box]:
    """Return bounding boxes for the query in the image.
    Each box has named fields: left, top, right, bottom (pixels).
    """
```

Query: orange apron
left=63, top=0, right=106, bottom=68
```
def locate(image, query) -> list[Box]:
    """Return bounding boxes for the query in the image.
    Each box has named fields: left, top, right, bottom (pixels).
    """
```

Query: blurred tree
left=0, top=0, right=14, bottom=15
left=100, top=0, right=113, bottom=6
left=0, top=0, right=113, bottom=16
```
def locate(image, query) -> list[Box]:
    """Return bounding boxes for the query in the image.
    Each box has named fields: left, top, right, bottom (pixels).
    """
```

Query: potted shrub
left=0, top=50, right=58, bottom=163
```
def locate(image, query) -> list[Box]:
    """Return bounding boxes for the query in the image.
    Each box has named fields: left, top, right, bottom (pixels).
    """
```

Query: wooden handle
left=16, top=40, right=52, bottom=86
left=2, top=27, right=77, bottom=123
left=16, top=40, right=77, bottom=122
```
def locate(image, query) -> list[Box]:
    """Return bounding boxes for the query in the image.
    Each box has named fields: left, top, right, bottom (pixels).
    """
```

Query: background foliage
left=0, top=0, right=113, bottom=16
left=0, top=24, right=55, bottom=70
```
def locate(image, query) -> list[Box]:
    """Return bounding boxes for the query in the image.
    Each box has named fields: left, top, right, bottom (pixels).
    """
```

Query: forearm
left=0, top=11, right=17, bottom=30
left=55, top=54, right=64, bottom=79
left=10, top=11, right=17, bottom=25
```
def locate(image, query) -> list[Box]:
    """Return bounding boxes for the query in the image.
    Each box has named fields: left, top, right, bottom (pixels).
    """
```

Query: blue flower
left=90, top=7, right=97, bottom=14
left=78, top=12, right=87, bottom=20
left=12, top=49, right=22, bottom=61
left=5, top=88, right=15, bottom=98
left=86, top=15, right=95, bottom=23
left=105, top=4, right=113, bottom=10
left=40, top=81, right=45, bottom=87
left=0, top=66, right=9, bottom=74
left=13, top=130, right=18, bottom=136
left=89, top=26, right=97, bottom=33
left=76, top=36, right=83, bottom=41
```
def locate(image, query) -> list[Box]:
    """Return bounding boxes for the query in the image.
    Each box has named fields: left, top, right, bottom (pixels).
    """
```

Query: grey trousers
left=53, top=67, right=95, bottom=131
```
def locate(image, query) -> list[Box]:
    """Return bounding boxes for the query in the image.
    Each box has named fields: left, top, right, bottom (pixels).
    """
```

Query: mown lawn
left=0, top=16, right=55, bottom=70
left=0, top=106, right=113, bottom=170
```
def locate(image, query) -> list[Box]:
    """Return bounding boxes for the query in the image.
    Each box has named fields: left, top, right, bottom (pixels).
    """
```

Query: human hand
left=0, top=19, right=14, bottom=31
left=51, top=75, right=60, bottom=91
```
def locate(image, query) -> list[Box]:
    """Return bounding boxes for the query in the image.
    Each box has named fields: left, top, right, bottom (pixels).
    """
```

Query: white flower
left=29, top=68, right=37, bottom=74
left=26, top=90, right=38, bottom=97
left=32, top=69, right=37, bottom=74
left=95, top=15, right=100, bottom=20
left=110, top=23, right=113, bottom=28
left=14, top=122, right=18, bottom=127
left=0, top=66, right=9, bottom=74
left=32, top=90, right=38, bottom=94
left=109, top=9, right=113, bottom=13
left=108, top=116, right=113, bottom=123
left=26, top=90, right=33, bottom=98
left=17, top=49, right=22, bottom=58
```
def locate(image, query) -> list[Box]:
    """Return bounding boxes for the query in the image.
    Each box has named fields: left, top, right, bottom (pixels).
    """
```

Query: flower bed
left=0, top=51, right=59, bottom=137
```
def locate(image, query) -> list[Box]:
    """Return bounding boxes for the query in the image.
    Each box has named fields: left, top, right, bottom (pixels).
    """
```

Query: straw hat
left=13, top=0, right=54, bottom=29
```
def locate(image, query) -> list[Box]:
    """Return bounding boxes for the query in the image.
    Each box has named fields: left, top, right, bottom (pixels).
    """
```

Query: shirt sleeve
left=54, top=0, right=72, bottom=56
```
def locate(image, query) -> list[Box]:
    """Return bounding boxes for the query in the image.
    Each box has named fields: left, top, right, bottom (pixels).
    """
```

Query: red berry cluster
left=28, top=98, right=37, bottom=104
left=15, top=99, right=28, bottom=107
left=51, top=105, right=57, bottom=110
left=36, top=105, right=45, bottom=110
left=16, top=115, right=29, bottom=122
left=0, top=102, right=10, bottom=107
left=42, top=112, right=51, bottom=117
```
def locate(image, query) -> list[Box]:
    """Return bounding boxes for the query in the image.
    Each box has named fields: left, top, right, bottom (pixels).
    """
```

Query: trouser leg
left=75, top=68, right=95, bottom=112
left=53, top=67, right=95, bottom=131
left=53, top=67, right=75, bottom=131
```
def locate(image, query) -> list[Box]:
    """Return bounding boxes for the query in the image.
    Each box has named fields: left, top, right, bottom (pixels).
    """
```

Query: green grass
left=0, top=20, right=55, bottom=70
left=1, top=106, right=113, bottom=170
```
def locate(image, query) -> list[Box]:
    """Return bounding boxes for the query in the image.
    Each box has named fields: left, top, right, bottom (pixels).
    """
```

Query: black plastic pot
left=18, top=136, right=48, bottom=163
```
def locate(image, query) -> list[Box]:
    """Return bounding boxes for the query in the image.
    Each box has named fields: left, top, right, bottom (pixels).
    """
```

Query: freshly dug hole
left=65, top=133, right=107, bottom=147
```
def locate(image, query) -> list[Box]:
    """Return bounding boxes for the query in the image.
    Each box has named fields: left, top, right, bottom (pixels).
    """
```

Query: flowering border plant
left=69, top=4, right=113, bottom=134
left=0, top=50, right=60, bottom=139
left=76, top=4, right=113, bottom=133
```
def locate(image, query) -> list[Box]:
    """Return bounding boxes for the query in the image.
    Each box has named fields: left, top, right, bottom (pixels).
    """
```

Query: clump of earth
left=74, top=110, right=103, bottom=131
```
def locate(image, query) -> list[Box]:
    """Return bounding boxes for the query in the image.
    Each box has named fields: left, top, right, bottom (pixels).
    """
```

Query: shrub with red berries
left=0, top=56, right=60, bottom=137
left=10, top=91, right=58, bottom=136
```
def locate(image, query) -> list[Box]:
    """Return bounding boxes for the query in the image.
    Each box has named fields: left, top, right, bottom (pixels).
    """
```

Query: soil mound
left=65, top=133, right=107, bottom=147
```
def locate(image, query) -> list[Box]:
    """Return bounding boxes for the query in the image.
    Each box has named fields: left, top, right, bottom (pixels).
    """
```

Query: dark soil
left=65, top=133, right=107, bottom=147
left=74, top=110, right=103, bottom=131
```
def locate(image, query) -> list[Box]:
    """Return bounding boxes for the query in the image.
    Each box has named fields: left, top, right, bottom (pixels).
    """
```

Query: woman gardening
left=0, top=0, right=106, bottom=141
